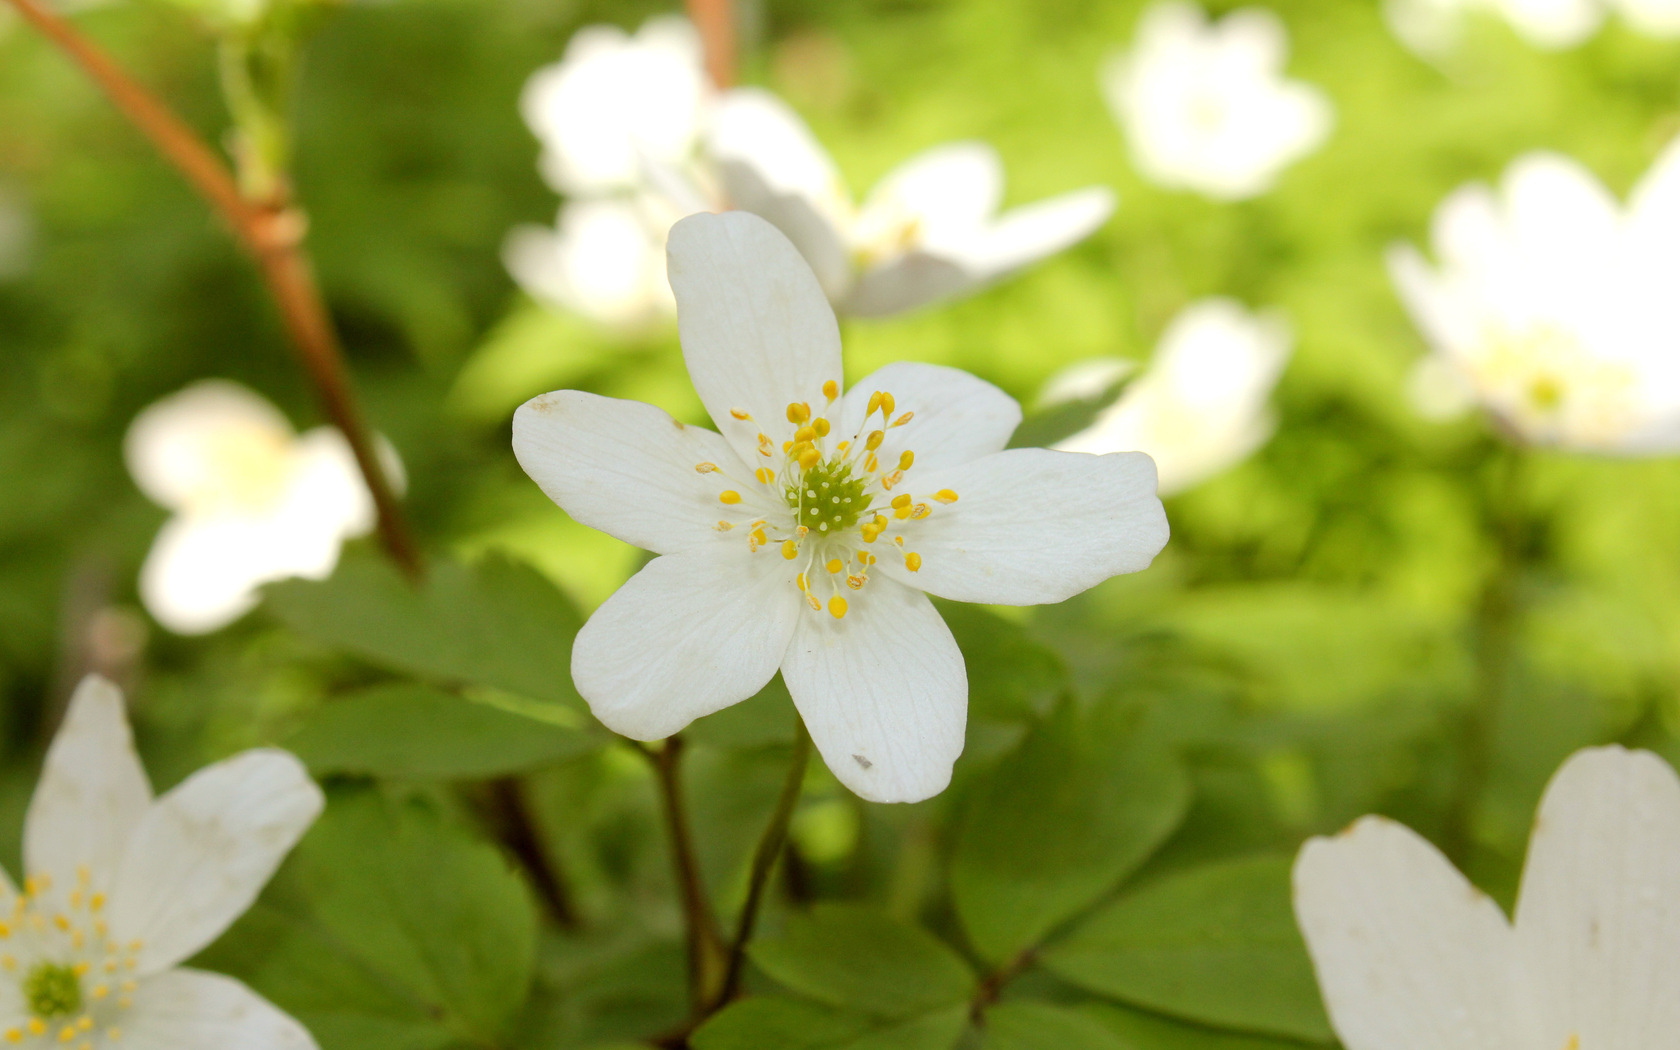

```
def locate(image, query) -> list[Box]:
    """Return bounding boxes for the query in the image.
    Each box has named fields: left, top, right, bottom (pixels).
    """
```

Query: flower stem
left=706, top=714, right=811, bottom=1014
left=651, top=735, right=729, bottom=1009
left=485, top=777, right=580, bottom=931
left=4, top=0, right=422, bottom=581
left=684, top=0, right=737, bottom=88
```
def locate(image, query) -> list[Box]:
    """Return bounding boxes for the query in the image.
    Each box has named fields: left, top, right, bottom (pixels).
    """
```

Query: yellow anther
left=796, top=572, right=808, bottom=592
left=867, top=391, right=882, bottom=415
left=730, top=408, right=753, bottom=420
left=758, top=433, right=774, bottom=456
left=805, top=592, right=822, bottom=611
left=894, top=506, right=913, bottom=520
left=782, top=540, right=799, bottom=560
left=719, top=491, right=742, bottom=505
left=892, top=412, right=913, bottom=427
left=865, top=454, right=879, bottom=474
left=794, top=426, right=816, bottom=443
left=750, top=528, right=768, bottom=549
left=797, top=446, right=822, bottom=470
left=57, top=1026, right=74, bottom=1044
left=91, top=986, right=108, bottom=1001
left=898, top=450, right=914, bottom=471
left=894, top=534, right=905, bottom=547
left=4, top=1028, right=18, bottom=1043
left=828, top=596, right=848, bottom=619
left=880, top=470, right=903, bottom=490
left=865, top=430, right=885, bottom=451
left=27, top=1020, right=45, bottom=1037
left=71, top=963, right=89, bottom=978
left=76, top=1018, right=91, bottom=1032
left=845, top=575, right=865, bottom=590
left=826, top=559, right=843, bottom=574
left=715, top=521, right=735, bottom=532
left=694, top=462, right=719, bottom=474
left=879, top=392, right=896, bottom=417
left=0, top=922, right=10, bottom=938
left=891, top=494, right=912, bottom=511
left=823, top=380, right=839, bottom=401
left=796, top=525, right=809, bottom=538
left=786, top=402, right=811, bottom=424
left=782, top=440, right=793, bottom=454
left=53, top=915, right=69, bottom=932
left=813, top=418, right=831, bottom=437
left=934, top=489, right=959, bottom=503
left=911, top=503, right=932, bottom=519
left=120, top=978, right=137, bottom=992
left=755, top=467, right=775, bottom=484
left=856, top=551, right=874, bottom=565
left=861, top=524, right=884, bottom=544
left=837, top=440, right=850, bottom=453
left=905, top=552, right=923, bottom=572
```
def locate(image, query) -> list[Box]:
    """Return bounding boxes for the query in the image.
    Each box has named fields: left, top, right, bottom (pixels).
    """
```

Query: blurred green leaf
left=265, top=550, right=585, bottom=711
left=1041, top=855, right=1332, bottom=1043
left=979, top=1001, right=1127, bottom=1050
left=693, top=998, right=970, bottom=1050
left=952, top=700, right=1191, bottom=963
left=286, top=682, right=598, bottom=779
left=1081, top=1002, right=1315, bottom=1050
left=939, top=603, right=1068, bottom=723
left=749, top=904, right=976, bottom=1019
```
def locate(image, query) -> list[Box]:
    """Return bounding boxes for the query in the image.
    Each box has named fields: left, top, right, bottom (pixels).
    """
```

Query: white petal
left=139, top=512, right=334, bottom=636
left=855, top=142, right=1004, bottom=247
left=781, top=576, right=965, bottom=803
left=124, top=381, right=294, bottom=512
left=1512, top=746, right=1680, bottom=1050
left=1292, top=817, right=1521, bottom=1050
left=835, top=362, right=1022, bottom=473
left=666, top=211, right=845, bottom=465
left=572, top=549, right=802, bottom=740
left=120, top=969, right=317, bottom=1050
left=839, top=253, right=977, bottom=319
left=110, top=750, right=324, bottom=974
left=503, top=199, right=674, bottom=327
left=513, top=390, right=748, bottom=556
left=878, top=448, right=1168, bottom=606
left=281, top=427, right=391, bottom=540
left=24, top=675, right=152, bottom=888
left=961, top=187, right=1117, bottom=277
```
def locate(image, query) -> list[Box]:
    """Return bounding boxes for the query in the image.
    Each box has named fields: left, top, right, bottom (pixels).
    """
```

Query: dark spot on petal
left=853, top=754, right=872, bottom=769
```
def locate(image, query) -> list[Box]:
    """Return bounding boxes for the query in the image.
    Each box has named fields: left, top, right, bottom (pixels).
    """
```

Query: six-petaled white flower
left=1103, top=1, right=1333, bottom=201
left=0, top=675, right=323, bottom=1050
left=125, top=380, right=403, bottom=635
left=512, top=211, right=1168, bottom=802
left=1388, top=140, right=1680, bottom=453
left=1046, top=298, right=1291, bottom=495
left=1295, top=745, right=1680, bottom=1050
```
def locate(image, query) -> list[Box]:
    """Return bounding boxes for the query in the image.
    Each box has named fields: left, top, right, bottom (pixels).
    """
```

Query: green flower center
left=786, top=460, right=871, bottom=536
left=24, top=962, right=82, bottom=1019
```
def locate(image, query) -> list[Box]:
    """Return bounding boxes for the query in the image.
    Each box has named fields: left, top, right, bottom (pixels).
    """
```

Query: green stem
left=651, top=735, right=729, bottom=1010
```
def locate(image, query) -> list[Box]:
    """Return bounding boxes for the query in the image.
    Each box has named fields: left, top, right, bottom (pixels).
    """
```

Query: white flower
left=519, top=15, right=713, bottom=197
left=704, top=89, right=1116, bottom=318
left=504, top=196, right=678, bottom=327
left=1383, top=0, right=1680, bottom=55
left=1294, top=746, right=1680, bottom=1050
left=1388, top=142, right=1680, bottom=453
left=1048, top=299, right=1291, bottom=496
left=125, top=380, right=403, bottom=635
left=0, top=674, right=323, bottom=1049
left=1102, top=2, right=1333, bottom=201
left=511, top=211, right=1168, bottom=803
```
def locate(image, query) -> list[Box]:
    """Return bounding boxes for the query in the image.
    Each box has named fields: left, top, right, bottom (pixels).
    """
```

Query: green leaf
left=980, top=1001, right=1127, bottom=1050
left=272, top=791, right=539, bottom=1045
left=1041, top=856, right=1333, bottom=1043
left=951, top=701, right=1192, bottom=963
left=693, top=999, right=969, bottom=1050
left=1006, top=371, right=1132, bottom=450
left=748, top=904, right=976, bottom=1019
left=938, top=603, right=1068, bottom=723
left=286, top=682, right=598, bottom=779
left=1080, top=1003, right=1316, bottom=1050
left=266, top=551, right=585, bottom=710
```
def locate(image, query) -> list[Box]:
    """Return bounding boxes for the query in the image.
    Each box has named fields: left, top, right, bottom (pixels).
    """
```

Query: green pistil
left=787, top=460, right=870, bottom=535
left=24, top=961, right=82, bottom=1019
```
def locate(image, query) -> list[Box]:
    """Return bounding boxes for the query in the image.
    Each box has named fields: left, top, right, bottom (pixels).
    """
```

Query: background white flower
left=1384, top=0, right=1680, bottom=56
left=0, top=674, right=323, bottom=1049
left=1048, top=298, right=1292, bottom=496
left=512, top=211, right=1167, bottom=803
left=1294, top=745, right=1680, bottom=1050
left=1388, top=140, right=1680, bottom=453
left=503, top=196, right=677, bottom=327
left=705, top=88, right=1116, bottom=317
left=125, top=380, right=403, bottom=635
left=1103, top=1, right=1333, bottom=201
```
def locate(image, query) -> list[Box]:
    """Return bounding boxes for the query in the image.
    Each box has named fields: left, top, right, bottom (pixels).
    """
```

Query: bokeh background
left=5, top=0, right=1680, bottom=1047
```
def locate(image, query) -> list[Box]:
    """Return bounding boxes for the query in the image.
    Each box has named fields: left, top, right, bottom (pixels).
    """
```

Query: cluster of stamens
left=704, top=381, right=959, bottom=619
left=1, top=870, right=141, bottom=1047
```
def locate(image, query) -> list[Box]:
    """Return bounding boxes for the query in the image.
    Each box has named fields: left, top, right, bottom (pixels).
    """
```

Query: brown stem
left=486, top=777, right=580, bottom=931
left=970, top=949, right=1036, bottom=1022
left=650, top=735, right=728, bottom=1010
left=684, top=0, right=737, bottom=88
left=5, top=0, right=422, bottom=580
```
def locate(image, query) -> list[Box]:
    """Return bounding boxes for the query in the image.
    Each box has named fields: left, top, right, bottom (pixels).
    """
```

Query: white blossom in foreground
left=1102, top=2, right=1333, bottom=201
left=504, top=196, right=678, bottom=327
left=512, top=211, right=1168, bottom=802
left=1294, top=746, right=1680, bottom=1050
left=125, top=380, right=402, bottom=634
left=705, top=89, right=1116, bottom=318
left=1389, top=142, right=1680, bottom=453
left=0, top=674, right=323, bottom=1049
left=1048, top=299, right=1291, bottom=496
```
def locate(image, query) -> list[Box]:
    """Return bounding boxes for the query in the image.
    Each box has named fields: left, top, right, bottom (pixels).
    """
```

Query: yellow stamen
left=812, top=418, right=831, bottom=437
left=865, top=430, right=884, bottom=451
left=755, top=467, right=775, bottom=484
left=828, top=596, right=848, bottom=619
left=910, top=503, right=932, bottom=520
left=892, top=412, right=913, bottom=427
left=837, top=440, right=850, bottom=453
left=758, top=433, right=774, bottom=456
left=797, top=446, right=822, bottom=470
left=694, top=462, right=719, bottom=474
left=880, top=470, right=903, bottom=490
left=865, top=454, right=879, bottom=473
left=782, top=540, right=799, bottom=560
left=715, top=521, right=735, bottom=531
left=796, top=572, right=808, bottom=592
left=879, top=392, right=895, bottom=417
left=823, top=380, right=839, bottom=401
left=933, top=489, right=959, bottom=503
left=27, top=1020, right=44, bottom=1037
left=845, top=575, right=865, bottom=590
left=91, top=986, right=107, bottom=1001
left=898, top=450, right=914, bottom=471
left=719, top=491, right=742, bottom=505
left=826, top=559, right=843, bottom=574
left=794, top=426, right=816, bottom=443
left=866, top=391, right=882, bottom=415
left=730, top=408, right=752, bottom=420
left=787, top=402, right=811, bottom=424
left=905, top=552, right=922, bottom=572
left=750, top=528, right=768, bottom=548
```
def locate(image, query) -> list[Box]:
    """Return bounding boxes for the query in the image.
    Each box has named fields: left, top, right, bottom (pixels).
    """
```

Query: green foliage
left=693, top=999, right=970, bottom=1050
left=979, top=1002, right=1128, bottom=1050
left=748, top=905, right=976, bottom=1018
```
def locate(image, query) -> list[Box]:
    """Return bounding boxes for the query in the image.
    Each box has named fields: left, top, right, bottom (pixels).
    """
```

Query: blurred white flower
left=0, top=674, right=322, bottom=1049
left=1103, top=2, right=1333, bottom=201
left=1295, top=745, right=1680, bottom=1050
left=512, top=212, right=1167, bottom=802
left=1049, top=299, right=1291, bottom=495
left=1384, top=0, right=1680, bottom=55
left=1388, top=142, right=1680, bottom=453
left=125, top=380, right=402, bottom=634
left=504, top=196, right=677, bottom=327
left=520, top=15, right=713, bottom=197
left=705, top=89, right=1116, bottom=317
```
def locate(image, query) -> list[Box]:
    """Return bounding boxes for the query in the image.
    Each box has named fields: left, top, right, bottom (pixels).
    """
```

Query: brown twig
left=970, top=949, right=1036, bottom=1022
left=684, top=0, right=737, bottom=88
left=5, top=0, right=422, bottom=580
left=486, top=777, right=580, bottom=931
left=649, top=735, right=729, bottom=1010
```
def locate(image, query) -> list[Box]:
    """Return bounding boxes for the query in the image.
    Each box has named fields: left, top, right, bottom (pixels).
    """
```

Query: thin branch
left=650, top=735, right=729, bottom=1010
left=684, top=0, right=737, bottom=88
left=5, top=0, right=422, bottom=580
left=486, top=776, right=581, bottom=931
